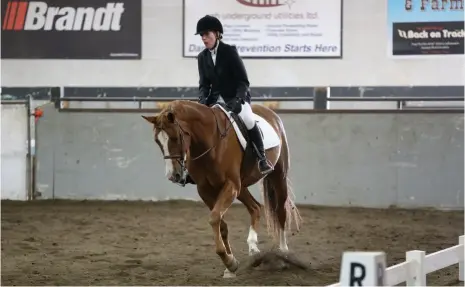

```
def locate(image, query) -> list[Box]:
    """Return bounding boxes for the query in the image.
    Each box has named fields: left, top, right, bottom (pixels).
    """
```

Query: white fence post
left=406, top=250, right=426, bottom=286
left=460, top=235, right=464, bottom=282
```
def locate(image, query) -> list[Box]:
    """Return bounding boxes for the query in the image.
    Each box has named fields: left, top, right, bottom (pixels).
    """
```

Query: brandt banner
left=387, top=0, right=464, bottom=56
left=1, top=0, right=141, bottom=59
left=183, top=0, right=342, bottom=58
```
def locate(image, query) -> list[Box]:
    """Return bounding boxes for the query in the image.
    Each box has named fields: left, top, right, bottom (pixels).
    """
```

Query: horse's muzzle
left=169, top=172, right=183, bottom=183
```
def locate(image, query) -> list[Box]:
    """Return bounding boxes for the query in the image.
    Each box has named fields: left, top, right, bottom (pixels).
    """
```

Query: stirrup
left=251, top=143, right=273, bottom=174
left=258, top=158, right=273, bottom=174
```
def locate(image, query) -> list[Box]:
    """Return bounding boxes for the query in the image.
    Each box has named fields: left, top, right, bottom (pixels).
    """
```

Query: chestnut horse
left=142, top=100, right=302, bottom=278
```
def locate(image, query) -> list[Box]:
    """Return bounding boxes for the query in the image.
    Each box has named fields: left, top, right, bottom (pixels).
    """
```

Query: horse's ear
left=166, top=112, right=175, bottom=123
left=141, top=115, right=157, bottom=124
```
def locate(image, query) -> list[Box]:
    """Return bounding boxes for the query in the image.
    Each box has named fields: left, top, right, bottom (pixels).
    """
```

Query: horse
left=142, top=99, right=302, bottom=278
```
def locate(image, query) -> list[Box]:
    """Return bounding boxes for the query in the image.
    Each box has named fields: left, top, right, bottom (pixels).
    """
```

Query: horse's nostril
left=174, top=173, right=181, bottom=181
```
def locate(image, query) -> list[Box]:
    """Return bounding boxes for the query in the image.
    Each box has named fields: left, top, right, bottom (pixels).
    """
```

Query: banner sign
left=387, top=0, right=464, bottom=56
left=1, top=0, right=141, bottom=59
left=183, top=0, right=342, bottom=58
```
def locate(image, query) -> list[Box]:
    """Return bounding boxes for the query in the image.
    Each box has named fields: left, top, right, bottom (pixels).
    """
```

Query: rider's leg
left=237, top=102, right=273, bottom=175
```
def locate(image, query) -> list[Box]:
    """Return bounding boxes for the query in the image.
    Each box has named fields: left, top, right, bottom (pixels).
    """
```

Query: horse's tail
left=280, top=125, right=302, bottom=235
left=261, top=116, right=302, bottom=242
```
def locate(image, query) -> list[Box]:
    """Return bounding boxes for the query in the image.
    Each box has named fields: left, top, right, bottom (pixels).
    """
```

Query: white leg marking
left=223, top=268, right=236, bottom=278
left=279, top=229, right=288, bottom=252
left=157, top=130, right=173, bottom=178
left=247, top=226, right=260, bottom=255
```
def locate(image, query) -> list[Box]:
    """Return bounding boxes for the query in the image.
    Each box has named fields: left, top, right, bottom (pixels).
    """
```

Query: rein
left=189, top=108, right=234, bottom=160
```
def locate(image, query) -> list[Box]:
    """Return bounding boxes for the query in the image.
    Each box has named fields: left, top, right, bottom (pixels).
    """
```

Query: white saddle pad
left=213, top=104, right=281, bottom=151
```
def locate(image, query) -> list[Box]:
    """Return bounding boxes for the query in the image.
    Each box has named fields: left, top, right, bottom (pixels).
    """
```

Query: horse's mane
left=170, top=100, right=208, bottom=119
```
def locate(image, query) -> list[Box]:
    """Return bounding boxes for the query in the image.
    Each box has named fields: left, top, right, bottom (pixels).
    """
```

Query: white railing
left=328, top=235, right=464, bottom=286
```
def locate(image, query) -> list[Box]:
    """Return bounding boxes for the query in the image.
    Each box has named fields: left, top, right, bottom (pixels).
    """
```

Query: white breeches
left=238, top=102, right=255, bottom=130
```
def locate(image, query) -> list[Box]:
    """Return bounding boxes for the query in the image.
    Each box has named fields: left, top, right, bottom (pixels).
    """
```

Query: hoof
left=223, top=268, right=236, bottom=278
left=226, top=257, right=239, bottom=273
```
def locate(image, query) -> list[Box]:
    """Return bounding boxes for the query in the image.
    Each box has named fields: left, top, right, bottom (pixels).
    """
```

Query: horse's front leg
left=197, top=186, right=234, bottom=258
left=209, top=179, right=239, bottom=276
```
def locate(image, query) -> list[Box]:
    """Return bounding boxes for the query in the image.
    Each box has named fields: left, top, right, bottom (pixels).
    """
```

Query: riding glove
left=228, top=96, right=244, bottom=114
left=198, top=96, right=208, bottom=105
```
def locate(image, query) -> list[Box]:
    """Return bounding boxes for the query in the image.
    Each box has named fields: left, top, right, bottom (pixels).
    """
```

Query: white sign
left=339, top=251, right=387, bottom=286
left=183, top=0, right=342, bottom=58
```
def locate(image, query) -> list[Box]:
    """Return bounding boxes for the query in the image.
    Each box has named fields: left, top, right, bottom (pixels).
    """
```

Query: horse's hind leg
left=237, top=187, right=261, bottom=255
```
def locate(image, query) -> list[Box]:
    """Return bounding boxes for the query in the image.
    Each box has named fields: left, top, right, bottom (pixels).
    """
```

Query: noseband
left=160, top=107, right=234, bottom=187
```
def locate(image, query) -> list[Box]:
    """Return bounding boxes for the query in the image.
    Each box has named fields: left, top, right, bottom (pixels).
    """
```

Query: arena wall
left=35, top=105, right=464, bottom=210
left=1, top=104, right=29, bottom=200
left=1, top=0, right=463, bottom=87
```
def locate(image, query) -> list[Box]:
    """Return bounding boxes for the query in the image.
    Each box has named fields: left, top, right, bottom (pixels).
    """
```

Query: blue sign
left=387, top=0, right=464, bottom=56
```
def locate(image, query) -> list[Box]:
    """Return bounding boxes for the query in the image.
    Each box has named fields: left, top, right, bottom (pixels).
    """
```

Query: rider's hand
left=228, top=97, right=244, bottom=114
left=198, top=96, right=208, bottom=105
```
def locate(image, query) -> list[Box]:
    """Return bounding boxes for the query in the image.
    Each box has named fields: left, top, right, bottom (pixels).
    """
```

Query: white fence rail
left=328, top=235, right=464, bottom=286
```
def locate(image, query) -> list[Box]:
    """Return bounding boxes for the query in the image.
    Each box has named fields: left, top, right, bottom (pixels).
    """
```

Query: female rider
left=195, top=15, right=273, bottom=175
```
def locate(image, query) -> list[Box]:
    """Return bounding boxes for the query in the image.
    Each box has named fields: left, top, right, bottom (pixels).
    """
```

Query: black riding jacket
left=197, top=41, right=251, bottom=105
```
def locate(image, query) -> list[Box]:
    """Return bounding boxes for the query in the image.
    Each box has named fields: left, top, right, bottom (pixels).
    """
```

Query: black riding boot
left=248, top=123, right=273, bottom=175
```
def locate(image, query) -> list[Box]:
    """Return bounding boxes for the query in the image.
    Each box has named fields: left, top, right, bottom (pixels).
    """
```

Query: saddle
left=213, top=102, right=263, bottom=177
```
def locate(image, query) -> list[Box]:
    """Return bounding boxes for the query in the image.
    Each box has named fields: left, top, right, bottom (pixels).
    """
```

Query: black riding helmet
left=195, top=15, right=223, bottom=35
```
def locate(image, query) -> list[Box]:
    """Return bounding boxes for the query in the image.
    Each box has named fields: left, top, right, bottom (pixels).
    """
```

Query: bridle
left=159, top=107, right=234, bottom=187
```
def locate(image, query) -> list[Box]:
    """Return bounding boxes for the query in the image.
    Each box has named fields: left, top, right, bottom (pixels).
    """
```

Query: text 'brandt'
left=22, top=2, right=125, bottom=31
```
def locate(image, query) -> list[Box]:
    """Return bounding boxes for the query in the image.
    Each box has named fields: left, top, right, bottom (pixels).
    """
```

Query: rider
left=195, top=15, right=274, bottom=175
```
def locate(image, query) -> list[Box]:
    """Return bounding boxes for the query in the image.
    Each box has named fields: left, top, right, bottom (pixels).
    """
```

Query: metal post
left=313, top=87, right=328, bottom=110
left=26, top=95, right=32, bottom=200
left=23, top=97, right=31, bottom=200
left=33, top=108, right=38, bottom=199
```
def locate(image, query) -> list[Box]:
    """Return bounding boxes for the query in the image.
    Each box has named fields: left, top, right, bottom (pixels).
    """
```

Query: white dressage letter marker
left=339, top=251, right=386, bottom=286
left=157, top=130, right=173, bottom=178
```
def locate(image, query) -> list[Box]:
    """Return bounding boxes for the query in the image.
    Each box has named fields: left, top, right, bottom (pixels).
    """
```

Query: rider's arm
left=229, top=45, right=250, bottom=99
left=197, top=52, right=211, bottom=100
